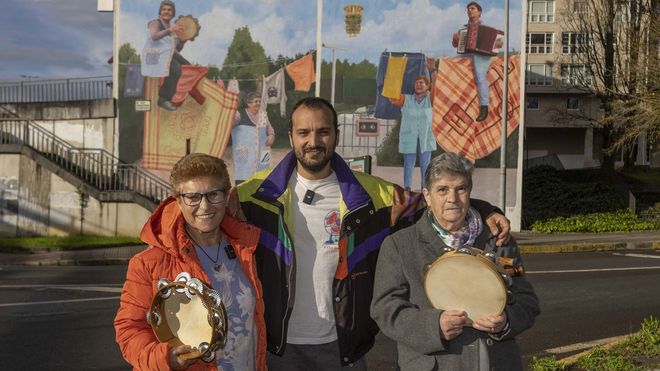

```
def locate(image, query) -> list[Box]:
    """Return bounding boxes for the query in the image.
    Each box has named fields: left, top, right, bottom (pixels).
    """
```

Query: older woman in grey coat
left=370, top=152, right=540, bottom=371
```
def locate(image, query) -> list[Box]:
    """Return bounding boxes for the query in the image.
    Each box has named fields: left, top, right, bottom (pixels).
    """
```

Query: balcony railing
left=0, top=76, right=112, bottom=103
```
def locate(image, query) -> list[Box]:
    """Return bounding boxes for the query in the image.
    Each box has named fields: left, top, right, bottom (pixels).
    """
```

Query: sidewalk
left=1, top=230, right=658, bottom=266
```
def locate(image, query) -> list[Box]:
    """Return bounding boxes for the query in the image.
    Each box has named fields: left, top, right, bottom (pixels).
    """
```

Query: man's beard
left=294, top=145, right=333, bottom=174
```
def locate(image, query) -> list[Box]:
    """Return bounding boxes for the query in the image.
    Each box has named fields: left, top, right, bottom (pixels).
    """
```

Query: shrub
left=523, top=166, right=627, bottom=228
left=375, top=119, right=403, bottom=166
left=531, top=210, right=660, bottom=233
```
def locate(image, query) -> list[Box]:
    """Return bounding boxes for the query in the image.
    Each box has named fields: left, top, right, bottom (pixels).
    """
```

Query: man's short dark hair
left=289, top=97, right=338, bottom=132
left=466, top=1, right=482, bottom=12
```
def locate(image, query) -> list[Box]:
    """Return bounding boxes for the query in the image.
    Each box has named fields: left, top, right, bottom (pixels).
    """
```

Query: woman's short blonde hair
left=170, top=153, right=230, bottom=196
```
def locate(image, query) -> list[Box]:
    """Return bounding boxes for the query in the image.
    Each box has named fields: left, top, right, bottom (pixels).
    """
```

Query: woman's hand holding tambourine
left=473, top=312, right=507, bottom=334
left=439, top=310, right=467, bottom=341
left=169, top=344, right=196, bottom=370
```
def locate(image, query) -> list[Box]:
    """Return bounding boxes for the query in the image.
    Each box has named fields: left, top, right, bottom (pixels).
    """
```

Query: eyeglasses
left=179, top=189, right=226, bottom=206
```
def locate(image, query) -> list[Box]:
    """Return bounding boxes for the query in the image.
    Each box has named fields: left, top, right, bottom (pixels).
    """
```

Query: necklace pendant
left=213, top=264, right=221, bottom=272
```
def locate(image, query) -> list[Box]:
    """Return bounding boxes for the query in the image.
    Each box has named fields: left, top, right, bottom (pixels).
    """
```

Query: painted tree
left=556, top=0, right=657, bottom=170
left=220, top=26, right=268, bottom=93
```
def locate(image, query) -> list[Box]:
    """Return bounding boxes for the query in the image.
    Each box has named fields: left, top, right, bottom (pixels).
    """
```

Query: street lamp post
left=322, top=43, right=347, bottom=106
left=499, top=0, right=510, bottom=211
left=315, top=0, right=323, bottom=97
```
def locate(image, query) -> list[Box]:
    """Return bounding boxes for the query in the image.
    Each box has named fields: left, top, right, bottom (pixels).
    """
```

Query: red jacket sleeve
left=114, top=253, right=171, bottom=371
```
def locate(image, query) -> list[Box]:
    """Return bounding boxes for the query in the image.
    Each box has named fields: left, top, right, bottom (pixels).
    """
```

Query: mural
left=117, top=0, right=524, bottom=194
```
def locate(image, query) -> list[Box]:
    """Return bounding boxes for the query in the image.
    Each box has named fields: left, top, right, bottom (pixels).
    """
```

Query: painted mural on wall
left=118, top=0, right=523, bottom=184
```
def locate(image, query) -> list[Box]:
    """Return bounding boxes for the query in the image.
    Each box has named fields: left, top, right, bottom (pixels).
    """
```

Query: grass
left=530, top=316, right=660, bottom=371
left=0, top=236, right=144, bottom=253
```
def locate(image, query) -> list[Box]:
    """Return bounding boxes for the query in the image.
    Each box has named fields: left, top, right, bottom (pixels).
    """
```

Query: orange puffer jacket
left=114, top=197, right=266, bottom=371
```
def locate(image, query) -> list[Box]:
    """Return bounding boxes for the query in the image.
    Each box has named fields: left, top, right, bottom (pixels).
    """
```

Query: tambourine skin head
left=424, top=250, right=507, bottom=325
left=149, top=273, right=228, bottom=362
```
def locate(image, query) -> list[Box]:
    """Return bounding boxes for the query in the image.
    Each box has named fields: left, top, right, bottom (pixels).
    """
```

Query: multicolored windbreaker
left=227, top=151, right=427, bottom=365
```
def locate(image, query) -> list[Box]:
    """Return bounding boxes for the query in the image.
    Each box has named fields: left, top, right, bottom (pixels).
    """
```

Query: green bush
left=621, top=316, right=660, bottom=357
left=531, top=210, right=660, bottom=233
left=375, top=119, right=403, bottom=166
left=523, top=166, right=627, bottom=228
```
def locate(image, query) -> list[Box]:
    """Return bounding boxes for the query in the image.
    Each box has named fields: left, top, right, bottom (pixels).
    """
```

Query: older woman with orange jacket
left=114, top=153, right=267, bottom=370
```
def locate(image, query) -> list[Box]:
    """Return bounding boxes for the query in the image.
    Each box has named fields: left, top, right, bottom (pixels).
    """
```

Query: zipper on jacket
left=276, top=206, right=296, bottom=354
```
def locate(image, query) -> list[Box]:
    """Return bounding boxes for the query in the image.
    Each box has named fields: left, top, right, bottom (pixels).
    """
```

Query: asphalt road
left=1, top=249, right=659, bottom=370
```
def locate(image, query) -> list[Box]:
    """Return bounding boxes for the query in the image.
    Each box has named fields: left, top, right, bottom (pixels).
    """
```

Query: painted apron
left=141, top=19, right=175, bottom=77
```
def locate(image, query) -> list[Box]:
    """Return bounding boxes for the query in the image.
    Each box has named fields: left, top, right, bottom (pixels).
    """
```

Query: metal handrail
left=0, top=109, right=169, bottom=204
left=0, top=76, right=112, bottom=103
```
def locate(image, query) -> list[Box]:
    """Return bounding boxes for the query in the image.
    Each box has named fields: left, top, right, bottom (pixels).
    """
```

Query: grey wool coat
left=370, top=213, right=540, bottom=371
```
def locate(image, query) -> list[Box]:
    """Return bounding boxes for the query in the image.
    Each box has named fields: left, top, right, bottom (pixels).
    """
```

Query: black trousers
left=159, top=52, right=190, bottom=101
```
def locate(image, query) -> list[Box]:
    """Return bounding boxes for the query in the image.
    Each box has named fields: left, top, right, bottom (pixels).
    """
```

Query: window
left=528, top=0, right=555, bottom=22
left=526, top=64, right=553, bottom=86
left=561, top=64, right=592, bottom=86
left=526, top=33, right=554, bottom=54
left=573, top=0, right=587, bottom=13
left=526, top=96, right=540, bottom=109
left=562, top=32, right=589, bottom=53
left=566, top=97, right=579, bottom=110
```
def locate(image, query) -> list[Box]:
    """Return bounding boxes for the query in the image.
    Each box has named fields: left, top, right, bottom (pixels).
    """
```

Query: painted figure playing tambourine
left=141, top=0, right=200, bottom=112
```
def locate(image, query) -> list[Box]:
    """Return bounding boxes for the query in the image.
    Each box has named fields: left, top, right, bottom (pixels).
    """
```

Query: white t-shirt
left=286, top=170, right=341, bottom=344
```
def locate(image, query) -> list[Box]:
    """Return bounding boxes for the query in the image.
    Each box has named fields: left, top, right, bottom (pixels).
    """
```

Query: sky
left=1, top=0, right=523, bottom=81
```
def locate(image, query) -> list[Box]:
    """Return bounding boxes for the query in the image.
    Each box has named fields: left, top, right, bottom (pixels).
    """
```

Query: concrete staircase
left=0, top=106, right=168, bottom=211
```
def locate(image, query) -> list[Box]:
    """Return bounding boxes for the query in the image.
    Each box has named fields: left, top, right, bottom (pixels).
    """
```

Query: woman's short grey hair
left=424, top=152, right=474, bottom=191
left=243, top=91, right=261, bottom=105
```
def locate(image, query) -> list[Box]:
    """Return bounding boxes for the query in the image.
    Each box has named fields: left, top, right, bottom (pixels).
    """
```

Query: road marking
left=0, top=296, right=119, bottom=308
left=528, top=266, right=660, bottom=274
left=613, top=253, right=660, bottom=259
left=544, top=335, right=628, bottom=354
left=0, top=284, right=122, bottom=293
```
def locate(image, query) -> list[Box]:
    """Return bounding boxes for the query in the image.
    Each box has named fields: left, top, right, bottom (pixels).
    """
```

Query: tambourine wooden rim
left=147, top=274, right=227, bottom=362
left=424, top=248, right=507, bottom=326
left=175, top=15, right=201, bottom=42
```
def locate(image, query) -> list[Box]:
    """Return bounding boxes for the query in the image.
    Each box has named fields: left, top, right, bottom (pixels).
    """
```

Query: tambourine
left=174, top=15, right=201, bottom=42
left=424, top=247, right=512, bottom=326
left=146, top=272, right=227, bottom=362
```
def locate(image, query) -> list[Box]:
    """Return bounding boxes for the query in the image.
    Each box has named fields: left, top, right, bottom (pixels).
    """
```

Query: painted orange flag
left=431, top=55, right=520, bottom=161
left=142, top=77, right=239, bottom=171
left=285, top=54, right=316, bottom=92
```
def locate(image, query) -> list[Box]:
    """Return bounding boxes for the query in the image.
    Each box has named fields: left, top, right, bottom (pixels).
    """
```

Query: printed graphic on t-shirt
left=324, top=210, right=341, bottom=245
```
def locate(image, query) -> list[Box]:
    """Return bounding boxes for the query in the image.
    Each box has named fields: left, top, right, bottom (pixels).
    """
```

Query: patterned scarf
left=428, top=207, right=483, bottom=249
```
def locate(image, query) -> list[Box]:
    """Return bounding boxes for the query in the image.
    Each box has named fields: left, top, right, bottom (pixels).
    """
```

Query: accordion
left=456, top=23, right=504, bottom=56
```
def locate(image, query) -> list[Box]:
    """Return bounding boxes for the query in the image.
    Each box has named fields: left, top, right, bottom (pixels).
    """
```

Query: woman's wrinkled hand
left=473, top=312, right=507, bottom=334
left=168, top=344, right=196, bottom=370
left=439, top=310, right=467, bottom=341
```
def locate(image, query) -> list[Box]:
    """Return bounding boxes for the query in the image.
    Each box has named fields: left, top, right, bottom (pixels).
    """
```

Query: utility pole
left=315, top=0, right=323, bottom=97
left=499, top=0, right=510, bottom=212
left=322, top=43, right=347, bottom=106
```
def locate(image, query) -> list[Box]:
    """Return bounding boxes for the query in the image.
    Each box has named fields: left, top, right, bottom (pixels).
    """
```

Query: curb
left=519, top=241, right=660, bottom=254
left=1, top=242, right=658, bottom=266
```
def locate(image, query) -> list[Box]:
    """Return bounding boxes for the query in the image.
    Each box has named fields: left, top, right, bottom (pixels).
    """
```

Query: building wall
left=0, top=99, right=151, bottom=237
left=523, top=0, right=655, bottom=168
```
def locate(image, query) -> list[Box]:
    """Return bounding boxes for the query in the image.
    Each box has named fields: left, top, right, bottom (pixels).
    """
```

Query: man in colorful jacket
left=227, top=97, right=509, bottom=370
